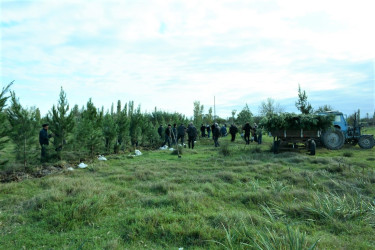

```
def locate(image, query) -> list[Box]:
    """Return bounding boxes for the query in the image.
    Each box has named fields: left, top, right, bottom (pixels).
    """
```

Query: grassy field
left=1, top=129, right=375, bottom=249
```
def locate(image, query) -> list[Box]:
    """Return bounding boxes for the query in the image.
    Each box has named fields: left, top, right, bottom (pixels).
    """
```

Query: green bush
left=220, top=143, right=231, bottom=156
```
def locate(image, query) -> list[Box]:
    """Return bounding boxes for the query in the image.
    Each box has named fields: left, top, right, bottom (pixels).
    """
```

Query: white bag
left=98, top=155, right=107, bottom=161
left=78, top=162, right=87, bottom=168
left=135, top=150, right=142, bottom=156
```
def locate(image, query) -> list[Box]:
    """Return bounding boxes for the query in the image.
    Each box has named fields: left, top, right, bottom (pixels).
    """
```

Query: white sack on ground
left=135, top=150, right=142, bottom=156
left=98, top=155, right=107, bottom=161
left=78, top=163, right=88, bottom=168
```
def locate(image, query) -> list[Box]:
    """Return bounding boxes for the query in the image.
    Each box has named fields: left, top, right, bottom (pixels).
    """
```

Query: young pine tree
left=128, top=101, right=142, bottom=147
left=0, top=82, right=13, bottom=166
left=75, top=99, right=103, bottom=157
left=115, top=100, right=130, bottom=152
left=295, top=84, right=313, bottom=114
left=47, top=87, right=74, bottom=159
left=102, top=112, right=118, bottom=153
left=7, top=91, right=39, bottom=168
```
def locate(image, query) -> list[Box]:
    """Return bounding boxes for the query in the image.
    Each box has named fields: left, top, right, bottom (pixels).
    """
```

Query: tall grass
left=211, top=222, right=319, bottom=250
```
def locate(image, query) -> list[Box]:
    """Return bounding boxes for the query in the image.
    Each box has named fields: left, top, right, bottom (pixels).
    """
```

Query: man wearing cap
left=39, top=123, right=53, bottom=163
left=213, top=123, right=221, bottom=147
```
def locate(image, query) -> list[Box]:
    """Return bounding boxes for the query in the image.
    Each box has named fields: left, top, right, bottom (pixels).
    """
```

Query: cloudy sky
left=1, top=0, right=374, bottom=118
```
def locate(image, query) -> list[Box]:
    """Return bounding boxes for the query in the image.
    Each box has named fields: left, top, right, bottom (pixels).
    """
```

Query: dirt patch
left=0, top=165, right=67, bottom=183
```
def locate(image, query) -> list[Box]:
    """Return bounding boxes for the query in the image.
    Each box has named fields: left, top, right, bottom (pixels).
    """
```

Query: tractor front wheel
left=358, top=135, right=374, bottom=149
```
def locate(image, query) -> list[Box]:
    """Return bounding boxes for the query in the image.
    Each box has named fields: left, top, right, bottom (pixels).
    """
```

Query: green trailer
left=271, top=129, right=320, bottom=155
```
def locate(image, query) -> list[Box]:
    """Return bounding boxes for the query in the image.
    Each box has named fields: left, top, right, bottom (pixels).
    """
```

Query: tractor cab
left=318, top=111, right=348, bottom=132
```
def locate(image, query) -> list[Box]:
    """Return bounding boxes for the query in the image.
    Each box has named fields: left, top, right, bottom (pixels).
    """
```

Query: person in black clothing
left=213, top=123, right=221, bottom=147
left=242, top=122, right=252, bottom=145
left=211, top=124, right=215, bottom=140
left=200, top=124, right=206, bottom=138
left=158, top=125, right=163, bottom=139
left=229, top=124, right=238, bottom=142
left=162, top=124, right=172, bottom=147
left=186, top=123, right=197, bottom=149
left=39, top=123, right=53, bottom=163
left=177, top=123, right=186, bottom=145
left=206, top=125, right=211, bottom=138
left=171, top=124, right=177, bottom=145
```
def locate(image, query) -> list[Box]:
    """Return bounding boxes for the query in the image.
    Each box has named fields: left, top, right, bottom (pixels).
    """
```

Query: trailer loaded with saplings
left=261, top=112, right=374, bottom=155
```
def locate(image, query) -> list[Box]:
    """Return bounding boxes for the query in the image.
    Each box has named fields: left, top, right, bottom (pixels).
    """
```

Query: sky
left=1, top=0, right=374, bottom=118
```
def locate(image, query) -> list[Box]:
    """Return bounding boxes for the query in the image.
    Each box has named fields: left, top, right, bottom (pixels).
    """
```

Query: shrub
left=220, top=143, right=231, bottom=156
left=171, top=145, right=183, bottom=155
left=343, top=151, right=353, bottom=157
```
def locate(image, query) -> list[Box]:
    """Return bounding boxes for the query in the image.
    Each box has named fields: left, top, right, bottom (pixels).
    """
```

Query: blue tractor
left=319, top=111, right=374, bottom=150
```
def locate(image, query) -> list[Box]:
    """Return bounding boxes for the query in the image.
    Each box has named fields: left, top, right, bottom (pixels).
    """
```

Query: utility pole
left=214, top=96, right=216, bottom=121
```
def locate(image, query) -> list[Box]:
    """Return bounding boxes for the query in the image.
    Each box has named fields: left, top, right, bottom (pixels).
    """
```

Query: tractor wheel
left=358, top=135, right=374, bottom=149
left=323, top=128, right=345, bottom=150
left=309, top=140, right=316, bottom=155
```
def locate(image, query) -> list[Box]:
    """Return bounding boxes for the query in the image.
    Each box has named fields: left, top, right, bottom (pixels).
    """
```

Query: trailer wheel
left=273, top=140, right=280, bottom=154
left=323, top=128, right=345, bottom=150
left=309, top=140, right=316, bottom=155
left=358, top=135, right=374, bottom=149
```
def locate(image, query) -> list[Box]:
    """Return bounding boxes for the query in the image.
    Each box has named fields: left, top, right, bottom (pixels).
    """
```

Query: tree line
left=1, top=82, right=374, bottom=170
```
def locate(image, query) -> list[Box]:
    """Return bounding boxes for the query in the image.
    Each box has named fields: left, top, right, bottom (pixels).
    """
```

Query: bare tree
left=258, top=98, right=284, bottom=117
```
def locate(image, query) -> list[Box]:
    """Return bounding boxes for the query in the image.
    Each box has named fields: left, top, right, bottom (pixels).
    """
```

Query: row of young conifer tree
left=1, top=82, right=198, bottom=168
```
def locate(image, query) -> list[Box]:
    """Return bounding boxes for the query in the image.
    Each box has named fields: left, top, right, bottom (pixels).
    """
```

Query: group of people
left=38, top=120, right=262, bottom=162
left=158, top=122, right=262, bottom=149
left=158, top=123, right=198, bottom=149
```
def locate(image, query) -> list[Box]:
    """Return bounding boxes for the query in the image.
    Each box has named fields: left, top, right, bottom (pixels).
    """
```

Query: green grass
left=1, top=131, right=375, bottom=249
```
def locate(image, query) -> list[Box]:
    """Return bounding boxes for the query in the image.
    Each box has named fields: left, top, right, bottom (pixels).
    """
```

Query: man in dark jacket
left=39, top=123, right=53, bottom=163
left=206, top=125, right=211, bottom=138
left=162, top=124, right=172, bottom=147
left=213, top=123, right=221, bottom=147
left=229, top=124, right=238, bottom=142
left=186, top=123, right=197, bottom=149
left=200, top=124, right=206, bottom=138
left=157, top=125, right=163, bottom=139
left=177, top=123, right=186, bottom=145
left=243, top=122, right=252, bottom=145
left=171, top=124, right=177, bottom=145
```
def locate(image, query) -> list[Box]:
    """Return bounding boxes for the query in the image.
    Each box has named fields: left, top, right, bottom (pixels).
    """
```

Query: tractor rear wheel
left=323, top=128, right=345, bottom=150
left=358, top=135, right=374, bottom=149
